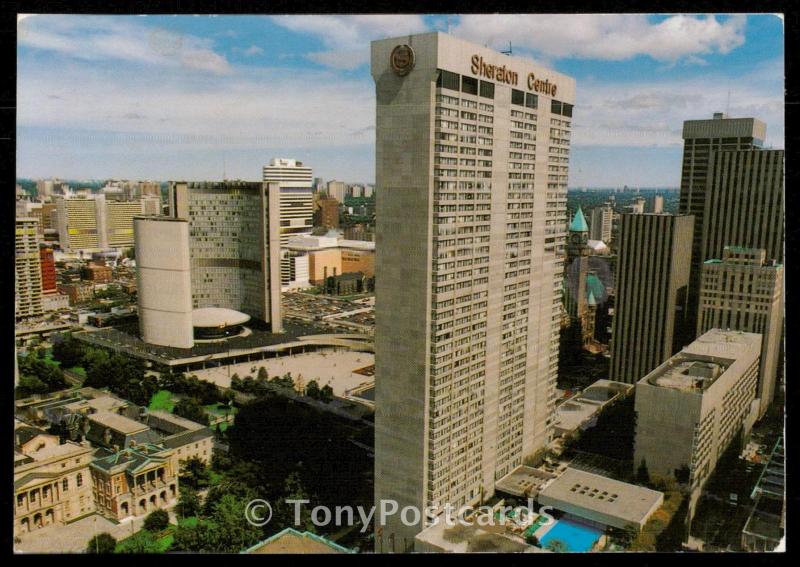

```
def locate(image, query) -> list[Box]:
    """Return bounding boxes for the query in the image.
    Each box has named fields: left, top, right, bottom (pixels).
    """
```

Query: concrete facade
left=134, top=217, right=194, bottom=349
left=263, top=158, right=315, bottom=246
left=372, top=32, right=574, bottom=549
left=589, top=206, right=612, bottom=244
left=609, top=214, right=694, bottom=384
left=698, top=247, right=783, bottom=418
left=679, top=112, right=766, bottom=335
left=168, top=181, right=282, bottom=331
left=16, top=218, right=44, bottom=319
left=634, top=329, right=761, bottom=508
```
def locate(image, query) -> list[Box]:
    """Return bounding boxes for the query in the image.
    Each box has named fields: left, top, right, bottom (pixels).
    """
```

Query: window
left=62, top=478, right=69, bottom=491
left=525, top=93, right=538, bottom=109
left=562, top=103, right=573, bottom=117
left=479, top=80, right=495, bottom=99
left=77, top=473, right=83, bottom=487
left=551, top=99, right=563, bottom=115
left=511, top=89, right=525, bottom=106
left=437, top=69, right=460, bottom=91
left=461, top=75, right=478, bottom=95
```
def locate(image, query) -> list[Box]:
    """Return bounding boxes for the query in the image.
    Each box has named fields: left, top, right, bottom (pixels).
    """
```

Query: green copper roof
left=586, top=272, right=605, bottom=301
left=587, top=289, right=597, bottom=307
left=569, top=206, right=589, bottom=233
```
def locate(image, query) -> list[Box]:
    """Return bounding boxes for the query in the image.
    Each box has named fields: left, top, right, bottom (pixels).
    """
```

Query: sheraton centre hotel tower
left=372, top=32, right=575, bottom=550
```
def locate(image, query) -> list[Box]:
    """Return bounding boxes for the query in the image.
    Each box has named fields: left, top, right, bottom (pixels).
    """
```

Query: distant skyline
left=17, top=14, right=784, bottom=186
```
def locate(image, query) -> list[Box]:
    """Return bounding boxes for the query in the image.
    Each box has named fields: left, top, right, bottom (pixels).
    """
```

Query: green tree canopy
left=143, top=509, right=170, bottom=532
left=86, top=532, right=117, bottom=554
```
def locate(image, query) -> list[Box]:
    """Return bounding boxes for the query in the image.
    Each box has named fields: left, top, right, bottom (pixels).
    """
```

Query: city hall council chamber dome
left=192, top=307, right=251, bottom=341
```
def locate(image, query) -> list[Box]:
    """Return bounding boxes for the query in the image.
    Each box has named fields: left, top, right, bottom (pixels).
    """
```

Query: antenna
left=725, top=89, right=731, bottom=117
left=501, top=42, right=512, bottom=55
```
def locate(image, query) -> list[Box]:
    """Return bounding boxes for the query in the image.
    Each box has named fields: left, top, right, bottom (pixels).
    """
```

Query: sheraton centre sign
left=470, top=54, right=557, bottom=97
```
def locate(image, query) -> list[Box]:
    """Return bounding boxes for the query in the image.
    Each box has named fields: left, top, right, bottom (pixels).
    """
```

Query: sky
left=16, top=14, right=785, bottom=187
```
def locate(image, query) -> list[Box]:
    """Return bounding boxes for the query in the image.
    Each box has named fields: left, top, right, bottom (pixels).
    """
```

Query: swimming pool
left=539, top=518, right=603, bottom=552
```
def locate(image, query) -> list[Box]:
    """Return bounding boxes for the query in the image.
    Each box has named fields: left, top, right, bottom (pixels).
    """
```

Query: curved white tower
left=134, top=216, right=194, bottom=348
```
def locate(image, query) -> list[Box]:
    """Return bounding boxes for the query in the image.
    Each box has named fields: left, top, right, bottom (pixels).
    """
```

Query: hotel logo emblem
left=390, top=44, right=415, bottom=76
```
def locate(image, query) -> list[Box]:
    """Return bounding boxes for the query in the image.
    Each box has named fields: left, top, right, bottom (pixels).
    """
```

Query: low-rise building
left=14, top=424, right=95, bottom=536
left=244, top=528, right=354, bottom=554
left=58, top=282, right=94, bottom=305
left=537, top=468, right=664, bottom=532
left=90, top=443, right=178, bottom=521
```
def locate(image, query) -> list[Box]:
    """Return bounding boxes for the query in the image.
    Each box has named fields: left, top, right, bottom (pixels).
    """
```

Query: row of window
left=437, top=69, right=496, bottom=99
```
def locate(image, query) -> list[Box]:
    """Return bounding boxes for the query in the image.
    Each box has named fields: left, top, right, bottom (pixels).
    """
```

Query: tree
left=86, top=532, right=117, bottom=554
left=305, top=380, right=321, bottom=399
left=143, top=509, right=170, bottom=532
left=636, top=459, right=650, bottom=485
left=674, top=464, right=691, bottom=485
left=16, top=375, right=48, bottom=398
left=179, top=456, right=211, bottom=490
left=118, top=529, right=160, bottom=553
left=319, top=384, right=334, bottom=403
left=51, top=334, right=85, bottom=368
left=174, top=398, right=209, bottom=426
left=172, top=519, right=222, bottom=552
left=257, top=367, right=269, bottom=382
left=176, top=486, right=202, bottom=519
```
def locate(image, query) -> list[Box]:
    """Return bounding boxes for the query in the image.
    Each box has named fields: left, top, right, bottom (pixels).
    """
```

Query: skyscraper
left=16, top=218, right=44, bottom=319
left=679, top=112, right=766, bottom=331
left=168, top=181, right=282, bottom=329
left=371, top=32, right=574, bottom=549
left=610, top=213, right=694, bottom=384
left=698, top=247, right=783, bottom=418
left=702, top=149, right=784, bottom=265
left=39, top=246, right=57, bottom=295
left=326, top=180, right=347, bottom=203
left=589, top=205, right=613, bottom=243
left=263, top=158, right=315, bottom=246
left=134, top=217, right=194, bottom=349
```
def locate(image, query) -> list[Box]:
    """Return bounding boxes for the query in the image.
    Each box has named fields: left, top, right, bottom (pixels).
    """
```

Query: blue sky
left=17, top=14, right=784, bottom=186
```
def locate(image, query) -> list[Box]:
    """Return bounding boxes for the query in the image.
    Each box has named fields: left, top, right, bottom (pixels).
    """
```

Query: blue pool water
left=539, top=518, right=603, bottom=552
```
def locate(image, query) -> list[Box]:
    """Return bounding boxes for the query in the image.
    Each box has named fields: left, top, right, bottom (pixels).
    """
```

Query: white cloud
left=18, top=15, right=233, bottom=75
left=452, top=14, right=746, bottom=62
left=571, top=66, right=784, bottom=148
left=17, top=58, right=376, bottom=149
left=271, top=15, right=428, bottom=68
left=241, top=45, right=264, bottom=56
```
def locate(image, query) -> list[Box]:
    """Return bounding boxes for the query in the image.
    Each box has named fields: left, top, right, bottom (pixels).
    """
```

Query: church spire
left=569, top=205, right=589, bottom=233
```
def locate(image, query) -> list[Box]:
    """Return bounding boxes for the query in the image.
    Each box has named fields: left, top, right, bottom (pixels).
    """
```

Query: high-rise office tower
left=105, top=199, right=144, bottom=249
left=316, top=196, right=341, bottom=229
left=650, top=194, right=664, bottom=214
left=16, top=218, right=44, bottom=319
left=610, top=213, right=694, bottom=383
left=263, top=158, right=315, bottom=246
left=55, top=194, right=103, bottom=253
left=702, top=149, right=784, bottom=265
left=698, top=247, right=783, bottom=418
left=39, top=246, right=57, bottom=294
left=589, top=205, right=613, bottom=243
left=680, top=112, right=767, bottom=331
left=134, top=217, right=194, bottom=349
left=371, top=32, right=574, bottom=549
left=168, top=181, right=282, bottom=329
left=326, top=180, right=347, bottom=203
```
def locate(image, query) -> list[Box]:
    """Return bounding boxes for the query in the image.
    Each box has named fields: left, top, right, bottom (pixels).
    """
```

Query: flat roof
left=538, top=468, right=664, bottom=530
left=495, top=465, right=557, bottom=498
left=88, top=411, right=149, bottom=435
left=192, top=307, right=250, bottom=328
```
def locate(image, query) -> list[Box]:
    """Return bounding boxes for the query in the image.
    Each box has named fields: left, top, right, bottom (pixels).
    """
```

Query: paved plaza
left=190, top=349, right=375, bottom=396
left=14, top=508, right=177, bottom=554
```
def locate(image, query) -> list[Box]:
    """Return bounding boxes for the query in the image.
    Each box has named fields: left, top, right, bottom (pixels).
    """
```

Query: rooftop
left=88, top=411, right=149, bottom=435
left=538, top=468, right=664, bottom=530
left=192, top=307, right=250, bottom=328
left=243, top=528, right=353, bottom=554
left=495, top=465, right=557, bottom=498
